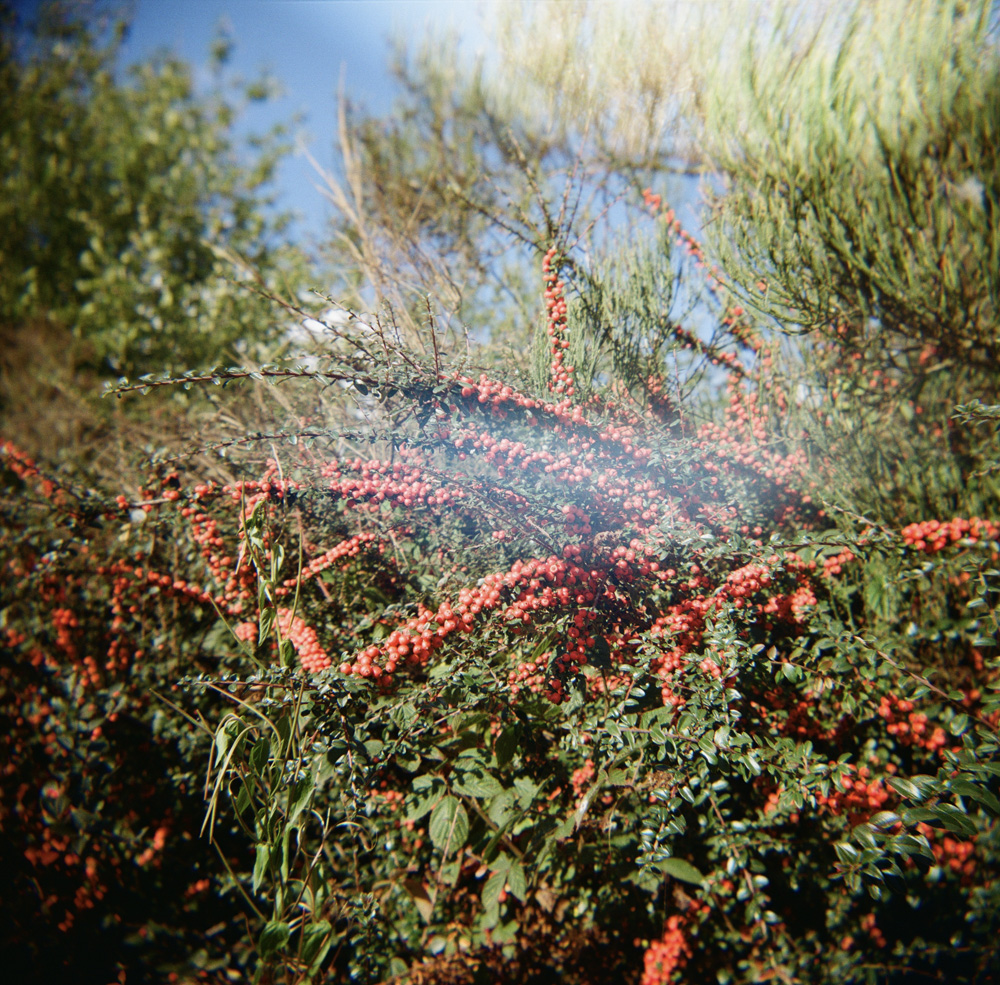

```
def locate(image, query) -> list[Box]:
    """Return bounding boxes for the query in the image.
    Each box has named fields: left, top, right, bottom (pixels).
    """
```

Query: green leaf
left=640, top=706, right=672, bottom=728
left=235, top=784, right=252, bottom=815
left=488, top=788, right=518, bottom=827
left=393, top=702, right=419, bottom=728
left=930, top=803, right=978, bottom=837
left=274, top=714, right=292, bottom=747
left=888, top=776, right=923, bottom=801
left=950, top=779, right=1000, bottom=817
left=491, top=918, right=519, bottom=945
left=258, top=604, right=276, bottom=646
left=453, top=764, right=504, bottom=799
left=868, top=811, right=901, bottom=829
left=252, top=843, right=270, bottom=893
left=429, top=796, right=469, bottom=855
left=834, top=842, right=859, bottom=865
left=407, top=793, right=438, bottom=822
left=301, top=920, right=333, bottom=968
left=948, top=714, right=970, bottom=736
left=259, top=920, right=290, bottom=958
left=507, top=862, right=528, bottom=901
left=900, top=807, right=939, bottom=825
left=513, top=777, right=539, bottom=805
left=249, top=736, right=270, bottom=775
left=658, top=857, right=705, bottom=886
left=214, top=725, right=232, bottom=760
left=481, top=869, right=505, bottom=911
left=495, top=727, right=518, bottom=768
left=287, top=778, right=312, bottom=827
left=781, top=661, right=802, bottom=683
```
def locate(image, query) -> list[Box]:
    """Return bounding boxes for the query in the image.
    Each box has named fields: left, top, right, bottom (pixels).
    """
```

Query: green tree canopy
left=0, top=1, right=305, bottom=378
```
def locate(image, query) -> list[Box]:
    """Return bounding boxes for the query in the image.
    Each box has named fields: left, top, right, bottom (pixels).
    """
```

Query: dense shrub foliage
left=3, top=198, right=999, bottom=982
left=2, top=2, right=999, bottom=983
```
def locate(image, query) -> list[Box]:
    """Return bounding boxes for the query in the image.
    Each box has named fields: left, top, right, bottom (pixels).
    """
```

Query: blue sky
left=120, top=0, right=491, bottom=244
left=16, top=0, right=490, bottom=245
left=14, top=0, right=706, bottom=255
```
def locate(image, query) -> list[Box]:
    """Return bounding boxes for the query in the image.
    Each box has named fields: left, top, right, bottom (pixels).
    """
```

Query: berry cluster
left=876, top=695, right=948, bottom=753
left=816, top=764, right=893, bottom=826
left=916, top=824, right=977, bottom=879
left=542, top=246, right=575, bottom=398
left=901, top=516, right=999, bottom=553
left=639, top=914, right=694, bottom=985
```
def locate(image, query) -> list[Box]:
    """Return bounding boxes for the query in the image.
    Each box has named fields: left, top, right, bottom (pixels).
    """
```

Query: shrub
left=2, top=2, right=998, bottom=982
left=4, top=192, right=997, bottom=982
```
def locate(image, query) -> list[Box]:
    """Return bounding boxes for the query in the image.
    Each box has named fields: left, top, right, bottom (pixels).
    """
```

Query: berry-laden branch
left=3, top=192, right=999, bottom=985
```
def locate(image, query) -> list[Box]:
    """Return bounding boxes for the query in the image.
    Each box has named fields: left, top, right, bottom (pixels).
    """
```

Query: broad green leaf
left=659, top=857, right=704, bottom=886
left=488, top=788, right=518, bottom=827
left=481, top=869, right=505, bottom=911
left=930, top=803, right=978, bottom=837
left=302, top=921, right=334, bottom=968
left=834, top=842, right=859, bottom=865
left=950, top=779, right=1000, bottom=817
left=453, top=765, right=504, bottom=799
left=507, top=862, right=528, bottom=901
left=868, top=811, right=901, bottom=828
left=888, top=776, right=923, bottom=801
left=491, top=919, right=519, bottom=945
left=495, top=727, right=518, bottom=768
left=407, top=793, right=439, bottom=823
left=259, top=920, right=290, bottom=958
left=429, top=796, right=469, bottom=854
left=901, top=807, right=939, bottom=824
